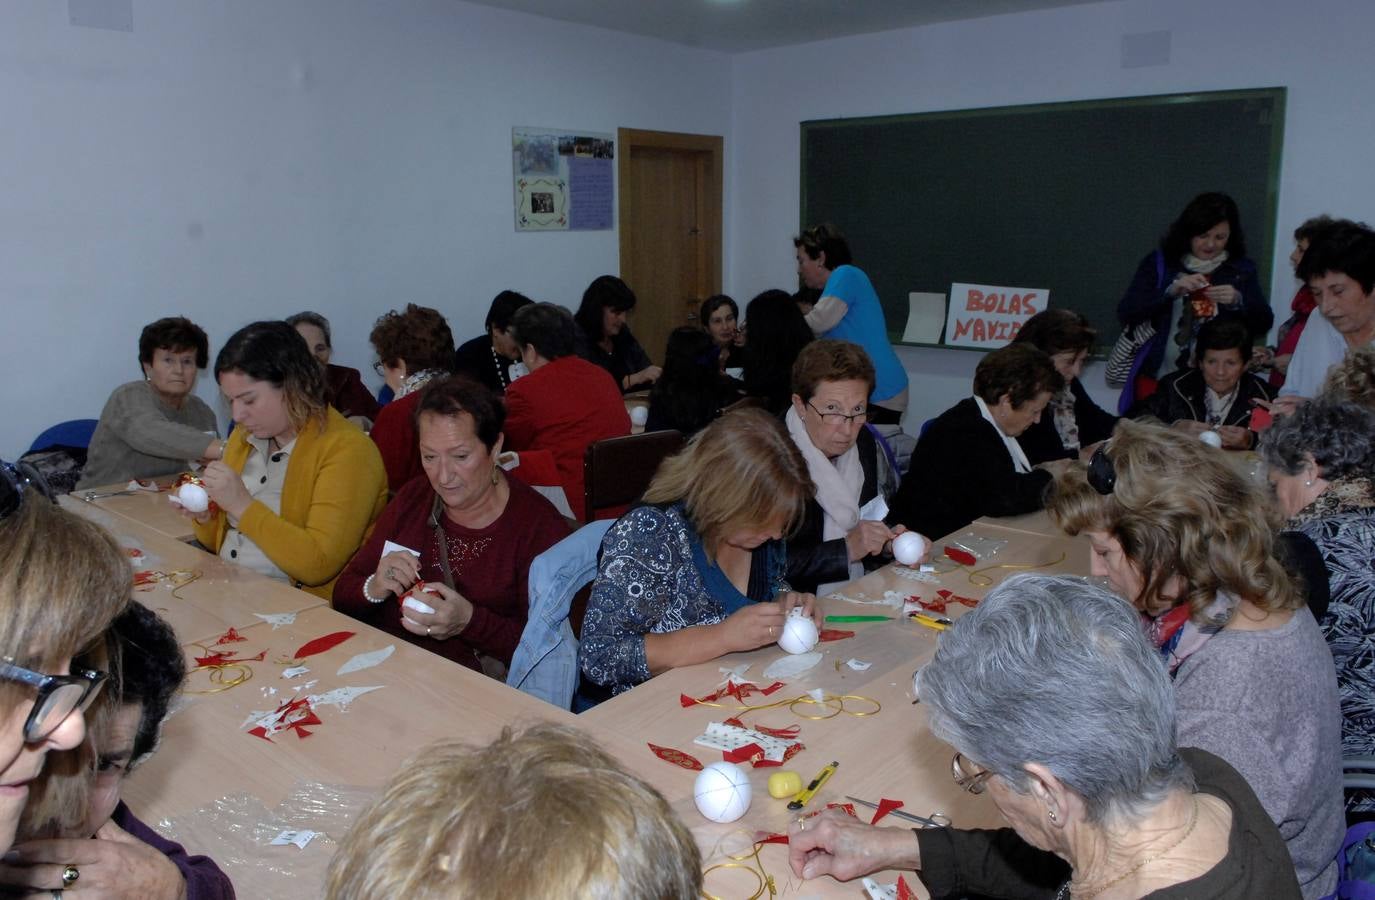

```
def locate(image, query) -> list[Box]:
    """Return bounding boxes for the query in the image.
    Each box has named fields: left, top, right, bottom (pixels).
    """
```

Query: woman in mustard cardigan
left=188, top=321, right=387, bottom=601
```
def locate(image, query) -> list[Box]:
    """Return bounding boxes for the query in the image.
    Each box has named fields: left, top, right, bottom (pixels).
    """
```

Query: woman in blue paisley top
left=579, top=408, right=822, bottom=696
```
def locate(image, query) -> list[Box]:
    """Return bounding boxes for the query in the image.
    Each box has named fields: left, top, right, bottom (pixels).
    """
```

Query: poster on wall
left=942, top=283, right=1047, bottom=348
left=513, top=127, right=614, bottom=232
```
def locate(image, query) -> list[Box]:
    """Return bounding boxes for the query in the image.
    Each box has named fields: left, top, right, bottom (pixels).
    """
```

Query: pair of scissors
left=845, top=796, right=951, bottom=829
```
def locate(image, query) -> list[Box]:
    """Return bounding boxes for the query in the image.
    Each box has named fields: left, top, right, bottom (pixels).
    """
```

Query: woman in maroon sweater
left=335, top=378, right=567, bottom=676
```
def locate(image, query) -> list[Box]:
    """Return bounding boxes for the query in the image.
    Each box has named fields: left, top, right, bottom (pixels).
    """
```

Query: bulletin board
left=513, top=127, right=615, bottom=231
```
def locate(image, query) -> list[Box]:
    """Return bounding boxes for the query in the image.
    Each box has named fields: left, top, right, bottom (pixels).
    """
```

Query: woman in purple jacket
left=0, top=605, right=235, bottom=899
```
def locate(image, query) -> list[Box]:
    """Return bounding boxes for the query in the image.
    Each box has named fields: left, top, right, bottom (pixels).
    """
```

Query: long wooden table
left=64, top=493, right=1087, bottom=898
left=72, top=480, right=198, bottom=542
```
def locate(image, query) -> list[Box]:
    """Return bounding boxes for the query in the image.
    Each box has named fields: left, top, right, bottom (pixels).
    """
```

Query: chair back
left=506, top=520, right=614, bottom=709
left=28, top=419, right=99, bottom=453
left=583, top=430, right=683, bottom=520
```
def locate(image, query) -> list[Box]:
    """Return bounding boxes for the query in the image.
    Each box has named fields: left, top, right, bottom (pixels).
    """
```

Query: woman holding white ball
left=784, top=340, right=915, bottom=595
left=580, top=409, right=823, bottom=697
left=187, top=321, right=389, bottom=601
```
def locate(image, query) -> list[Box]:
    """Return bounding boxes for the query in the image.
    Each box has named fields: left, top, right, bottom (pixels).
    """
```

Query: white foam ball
left=401, top=593, right=436, bottom=615
left=177, top=482, right=209, bottom=513
left=893, top=532, right=928, bottom=566
left=778, top=608, right=819, bottom=654
left=1199, top=430, right=1223, bottom=448
left=629, top=406, right=649, bottom=426
left=693, top=762, right=752, bottom=823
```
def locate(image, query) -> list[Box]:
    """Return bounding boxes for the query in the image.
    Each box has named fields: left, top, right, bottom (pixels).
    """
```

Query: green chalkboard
left=800, top=88, right=1286, bottom=353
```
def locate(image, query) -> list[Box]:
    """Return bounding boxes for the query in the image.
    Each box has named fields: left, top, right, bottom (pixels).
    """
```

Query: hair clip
left=1086, top=445, right=1117, bottom=496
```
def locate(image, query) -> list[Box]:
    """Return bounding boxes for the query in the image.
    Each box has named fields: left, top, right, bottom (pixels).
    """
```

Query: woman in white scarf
left=784, top=340, right=907, bottom=596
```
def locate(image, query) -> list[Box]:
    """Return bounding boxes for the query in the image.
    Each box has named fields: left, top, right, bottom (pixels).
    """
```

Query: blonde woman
left=579, top=408, right=820, bottom=696
left=1047, top=419, right=1343, bottom=899
left=190, top=321, right=388, bottom=601
left=325, top=723, right=700, bottom=899
left=0, top=465, right=128, bottom=852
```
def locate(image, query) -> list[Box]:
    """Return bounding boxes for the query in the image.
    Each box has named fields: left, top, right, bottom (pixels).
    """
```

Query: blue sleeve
left=823, top=265, right=866, bottom=305
left=578, top=507, right=687, bottom=691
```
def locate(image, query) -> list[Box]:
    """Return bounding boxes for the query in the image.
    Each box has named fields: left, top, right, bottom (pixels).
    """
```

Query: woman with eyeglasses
left=287, top=311, right=381, bottom=427
left=783, top=340, right=909, bottom=596
left=368, top=304, right=456, bottom=493
left=789, top=575, right=1301, bottom=898
left=579, top=409, right=822, bottom=698
left=78, top=317, right=222, bottom=490
left=1047, top=420, right=1343, bottom=898
left=0, top=604, right=235, bottom=899
left=189, top=321, right=388, bottom=601
left=889, top=343, right=1065, bottom=540
left=0, top=463, right=128, bottom=852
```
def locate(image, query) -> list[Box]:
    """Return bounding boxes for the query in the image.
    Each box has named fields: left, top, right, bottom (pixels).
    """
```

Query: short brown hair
left=974, top=344, right=1064, bottom=408
left=138, top=316, right=209, bottom=369
left=642, top=407, right=813, bottom=558
left=413, top=377, right=505, bottom=450
left=791, top=339, right=875, bottom=402
left=1046, top=419, right=1300, bottom=620
left=324, top=723, right=701, bottom=900
left=1013, top=309, right=1096, bottom=357
left=369, top=304, right=455, bottom=373
left=215, top=321, right=328, bottom=434
left=1321, top=344, right=1375, bottom=409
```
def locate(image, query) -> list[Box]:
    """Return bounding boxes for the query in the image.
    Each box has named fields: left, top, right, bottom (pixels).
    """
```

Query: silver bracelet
left=362, top=573, right=387, bottom=604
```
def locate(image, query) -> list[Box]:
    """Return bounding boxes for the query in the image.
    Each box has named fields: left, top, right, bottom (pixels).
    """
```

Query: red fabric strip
left=292, top=631, right=355, bottom=660
left=869, top=798, right=904, bottom=825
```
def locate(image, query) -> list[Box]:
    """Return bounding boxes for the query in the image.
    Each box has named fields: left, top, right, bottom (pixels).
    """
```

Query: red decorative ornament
left=817, top=628, right=855, bottom=642
left=647, top=743, right=703, bottom=771
left=194, top=649, right=265, bottom=668
left=213, top=627, right=248, bottom=645
left=291, top=631, right=355, bottom=660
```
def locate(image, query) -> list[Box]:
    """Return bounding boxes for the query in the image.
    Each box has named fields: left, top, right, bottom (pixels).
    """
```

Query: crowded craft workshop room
left=4, top=0, right=1375, bottom=897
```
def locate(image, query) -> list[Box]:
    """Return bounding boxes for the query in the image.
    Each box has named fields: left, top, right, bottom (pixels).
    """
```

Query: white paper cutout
left=862, top=877, right=899, bottom=900
left=281, top=666, right=310, bottom=679
left=762, top=652, right=823, bottom=680
left=807, top=687, right=827, bottom=703
left=254, top=612, right=298, bottom=630
left=858, top=494, right=889, bottom=522
left=717, top=663, right=756, bottom=690
left=270, top=829, right=320, bottom=849
left=846, top=658, right=872, bottom=671
left=336, top=645, right=394, bottom=675
left=381, top=540, right=421, bottom=559
left=308, top=685, right=383, bottom=710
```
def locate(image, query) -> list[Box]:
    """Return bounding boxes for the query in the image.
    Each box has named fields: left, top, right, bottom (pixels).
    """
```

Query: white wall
left=1, top=0, right=732, bottom=458
left=727, top=0, right=1375, bottom=430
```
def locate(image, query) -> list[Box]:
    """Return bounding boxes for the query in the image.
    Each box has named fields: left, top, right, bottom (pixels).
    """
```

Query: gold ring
left=61, top=865, right=79, bottom=887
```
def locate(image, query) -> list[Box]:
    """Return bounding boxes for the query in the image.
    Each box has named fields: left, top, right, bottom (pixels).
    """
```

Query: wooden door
left=618, top=129, right=723, bottom=366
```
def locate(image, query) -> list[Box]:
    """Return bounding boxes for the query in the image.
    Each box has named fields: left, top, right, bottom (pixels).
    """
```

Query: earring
left=1304, top=479, right=1313, bottom=487
left=1048, top=809, right=1058, bottom=822
left=491, top=467, right=499, bottom=486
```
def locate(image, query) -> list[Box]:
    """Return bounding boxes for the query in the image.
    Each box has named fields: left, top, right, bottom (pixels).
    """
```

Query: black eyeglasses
left=1087, top=445, right=1117, bottom=496
left=0, top=461, right=55, bottom=522
left=806, top=401, right=868, bottom=426
left=0, top=661, right=108, bottom=743
left=372, top=361, right=385, bottom=376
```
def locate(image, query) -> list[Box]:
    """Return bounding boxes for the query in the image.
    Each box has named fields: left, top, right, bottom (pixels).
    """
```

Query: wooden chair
left=582, top=430, right=684, bottom=521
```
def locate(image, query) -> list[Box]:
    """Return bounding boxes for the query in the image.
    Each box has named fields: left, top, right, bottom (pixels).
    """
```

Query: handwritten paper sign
left=942, top=283, right=1047, bottom=348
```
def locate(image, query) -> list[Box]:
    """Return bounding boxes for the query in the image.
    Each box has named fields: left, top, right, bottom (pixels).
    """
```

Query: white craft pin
left=694, top=762, right=752, bottom=823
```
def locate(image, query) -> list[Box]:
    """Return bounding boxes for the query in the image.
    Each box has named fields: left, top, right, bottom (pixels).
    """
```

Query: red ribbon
left=917, top=595, right=947, bottom=614
left=818, top=628, right=855, bottom=642
left=723, top=717, right=800, bottom=740
left=897, top=875, right=917, bottom=900
left=292, top=631, right=355, bottom=660
left=132, top=571, right=159, bottom=588
left=944, top=546, right=978, bottom=566
left=647, top=743, right=703, bottom=770
left=194, top=649, right=265, bottom=668
left=869, top=797, right=904, bottom=825
left=213, top=627, right=248, bottom=645
left=680, top=679, right=786, bottom=707
left=247, top=697, right=322, bottom=741
left=937, top=589, right=980, bottom=608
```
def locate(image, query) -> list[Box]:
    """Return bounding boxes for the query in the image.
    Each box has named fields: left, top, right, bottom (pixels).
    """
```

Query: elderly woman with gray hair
left=1263, top=399, right=1375, bottom=764
left=788, top=575, right=1301, bottom=899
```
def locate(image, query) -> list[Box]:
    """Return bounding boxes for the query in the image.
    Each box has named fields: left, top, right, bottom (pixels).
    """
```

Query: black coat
left=1128, top=368, right=1274, bottom=430
left=453, top=335, right=513, bottom=394
left=1016, top=378, right=1118, bottom=464
left=889, top=398, right=1052, bottom=540
left=785, top=428, right=881, bottom=594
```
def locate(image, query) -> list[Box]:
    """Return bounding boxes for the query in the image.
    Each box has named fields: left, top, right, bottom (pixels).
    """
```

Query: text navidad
left=943, top=283, right=1047, bottom=349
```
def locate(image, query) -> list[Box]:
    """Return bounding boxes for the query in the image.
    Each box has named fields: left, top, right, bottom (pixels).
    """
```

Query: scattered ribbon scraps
left=648, top=743, right=703, bottom=771
left=818, top=628, right=854, bottom=642
left=681, top=679, right=785, bottom=708
left=694, top=721, right=802, bottom=768
left=185, top=660, right=253, bottom=695
left=966, top=551, right=1067, bottom=587
left=194, top=648, right=266, bottom=668
left=132, top=570, right=202, bottom=598
left=213, top=627, right=248, bottom=645
left=277, top=631, right=355, bottom=665
left=869, top=798, right=904, bottom=825
left=245, top=696, right=322, bottom=741
left=722, top=717, right=799, bottom=740
left=683, top=690, right=881, bottom=721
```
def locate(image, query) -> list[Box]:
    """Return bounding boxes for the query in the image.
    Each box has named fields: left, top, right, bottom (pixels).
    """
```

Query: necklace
left=491, top=345, right=510, bottom=389
left=1066, top=796, right=1200, bottom=899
